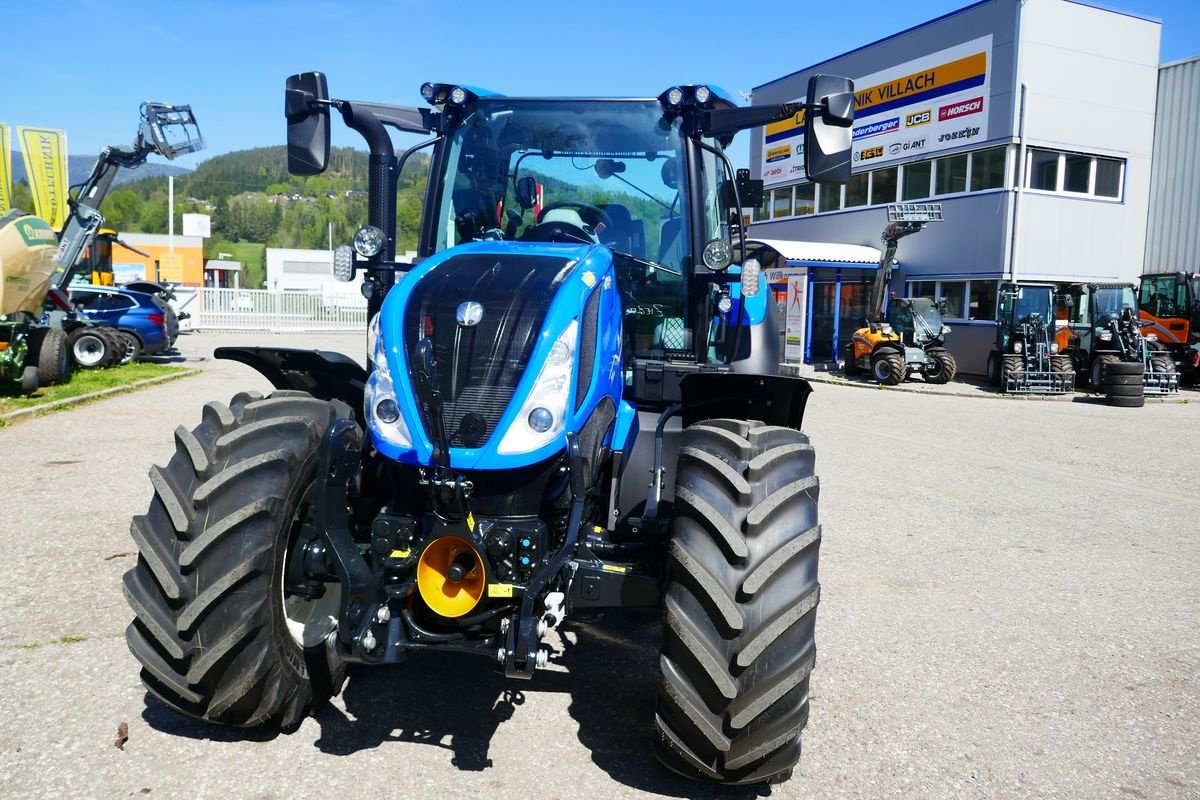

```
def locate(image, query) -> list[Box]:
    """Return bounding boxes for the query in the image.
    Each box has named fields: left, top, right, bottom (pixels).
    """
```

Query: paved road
left=1, top=331, right=1197, bottom=799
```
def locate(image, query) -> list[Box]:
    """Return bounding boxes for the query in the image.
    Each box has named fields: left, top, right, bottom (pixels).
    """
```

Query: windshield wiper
left=608, top=248, right=682, bottom=276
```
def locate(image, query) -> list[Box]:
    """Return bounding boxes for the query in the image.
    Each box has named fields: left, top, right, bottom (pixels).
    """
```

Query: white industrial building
left=265, top=247, right=366, bottom=307
left=748, top=0, right=1166, bottom=373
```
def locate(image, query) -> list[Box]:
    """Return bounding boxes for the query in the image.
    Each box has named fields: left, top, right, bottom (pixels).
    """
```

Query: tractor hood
left=369, top=240, right=624, bottom=470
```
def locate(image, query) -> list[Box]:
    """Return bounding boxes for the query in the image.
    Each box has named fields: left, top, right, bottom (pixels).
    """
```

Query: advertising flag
left=0, top=123, right=11, bottom=215
left=17, top=126, right=69, bottom=229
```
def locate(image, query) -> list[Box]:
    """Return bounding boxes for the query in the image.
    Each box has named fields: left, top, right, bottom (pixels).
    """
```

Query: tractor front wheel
left=124, top=390, right=350, bottom=728
left=924, top=348, right=957, bottom=384
left=655, top=419, right=820, bottom=785
left=870, top=351, right=906, bottom=385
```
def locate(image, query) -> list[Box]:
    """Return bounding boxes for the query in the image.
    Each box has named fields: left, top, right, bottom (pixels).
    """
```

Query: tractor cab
left=886, top=296, right=944, bottom=347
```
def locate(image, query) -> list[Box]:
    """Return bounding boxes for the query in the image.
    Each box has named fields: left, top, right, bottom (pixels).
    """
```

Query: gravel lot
left=1, top=330, right=1197, bottom=799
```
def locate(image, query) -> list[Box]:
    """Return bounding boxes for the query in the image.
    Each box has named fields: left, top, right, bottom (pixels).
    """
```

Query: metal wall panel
left=1144, top=57, right=1200, bottom=273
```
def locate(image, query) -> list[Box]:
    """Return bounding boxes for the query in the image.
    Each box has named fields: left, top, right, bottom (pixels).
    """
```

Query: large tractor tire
left=985, top=351, right=1001, bottom=387
left=69, top=327, right=114, bottom=369
left=116, top=330, right=143, bottom=364
left=1000, top=354, right=1024, bottom=393
left=924, top=348, right=957, bottom=384
left=1100, top=361, right=1143, bottom=408
left=25, top=327, right=73, bottom=387
left=124, top=390, right=351, bottom=728
left=1050, top=355, right=1074, bottom=376
left=870, top=351, right=906, bottom=386
left=96, top=328, right=126, bottom=368
left=656, top=419, right=820, bottom=785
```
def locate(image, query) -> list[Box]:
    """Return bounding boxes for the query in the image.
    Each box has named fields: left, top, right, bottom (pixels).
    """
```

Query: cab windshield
left=890, top=297, right=942, bottom=337
left=432, top=99, right=698, bottom=359
left=1093, top=286, right=1136, bottom=324
left=1011, top=286, right=1052, bottom=322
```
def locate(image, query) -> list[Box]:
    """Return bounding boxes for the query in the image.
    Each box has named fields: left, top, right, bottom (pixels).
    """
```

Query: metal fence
left=192, top=288, right=367, bottom=331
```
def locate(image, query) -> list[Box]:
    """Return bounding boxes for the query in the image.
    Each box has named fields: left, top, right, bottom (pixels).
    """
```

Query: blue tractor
left=123, top=74, right=854, bottom=784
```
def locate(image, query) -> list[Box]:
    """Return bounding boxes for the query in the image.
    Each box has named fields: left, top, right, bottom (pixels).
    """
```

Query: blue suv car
left=67, top=285, right=170, bottom=360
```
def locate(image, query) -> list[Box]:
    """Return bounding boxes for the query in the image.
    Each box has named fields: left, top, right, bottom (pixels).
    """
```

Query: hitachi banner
left=17, top=126, right=69, bottom=229
left=761, top=35, right=992, bottom=186
left=0, top=124, right=11, bottom=214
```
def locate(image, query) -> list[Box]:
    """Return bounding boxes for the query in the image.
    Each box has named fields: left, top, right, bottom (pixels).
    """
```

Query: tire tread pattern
left=655, top=419, right=820, bottom=785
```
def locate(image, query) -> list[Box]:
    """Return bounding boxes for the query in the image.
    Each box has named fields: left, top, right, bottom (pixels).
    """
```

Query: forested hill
left=90, top=145, right=431, bottom=255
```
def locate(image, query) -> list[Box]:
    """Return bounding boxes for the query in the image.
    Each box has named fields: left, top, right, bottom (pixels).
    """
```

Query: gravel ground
left=0, top=330, right=1196, bottom=799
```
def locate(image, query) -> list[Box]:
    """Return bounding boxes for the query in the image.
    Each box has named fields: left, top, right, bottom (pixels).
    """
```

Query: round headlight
left=665, top=87, right=684, bottom=107
left=449, top=86, right=468, bottom=105
left=717, top=294, right=734, bottom=314
left=376, top=398, right=400, bottom=423
left=702, top=238, right=732, bottom=271
left=420, top=82, right=436, bottom=101
left=1050, top=342, right=1060, bottom=353
left=353, top=225, right=385, bottom=258
left=693, top=85, right=712, bottom=105
left=332, top=245, right=355, bottom=282
left=1013, top=341, right=1024, bottom=354
left=528, top=407, right=554, bottom=433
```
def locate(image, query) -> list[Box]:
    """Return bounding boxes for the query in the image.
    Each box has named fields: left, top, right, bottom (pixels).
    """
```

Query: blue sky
left=3, top=0, right=1197, bottom=171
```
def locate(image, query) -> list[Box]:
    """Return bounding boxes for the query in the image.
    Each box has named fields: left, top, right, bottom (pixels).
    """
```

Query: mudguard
left=215, top=346, right=367, bottom=418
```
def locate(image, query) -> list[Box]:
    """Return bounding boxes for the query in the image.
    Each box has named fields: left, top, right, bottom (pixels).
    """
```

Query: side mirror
left=1056, top=294, right=1074, bottom=309
left=285, top=72, right=330, bottom=176
left=1176, top=271, right=1189, bottom=287
left=803, top=74, right=854, bottom=185
left=515, top=176, right=538, bottom=210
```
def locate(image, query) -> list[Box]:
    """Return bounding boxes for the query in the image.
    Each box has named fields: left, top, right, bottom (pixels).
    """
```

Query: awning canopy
left=746, top=238, right=883, bottom=268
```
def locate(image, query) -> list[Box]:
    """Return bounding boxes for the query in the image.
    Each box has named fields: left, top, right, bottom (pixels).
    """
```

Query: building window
left=902, top=161, right=932, bottom=200
left=844, top=172, right=868, bottom=208
left=1064, top=154, right=1091, bottom=193
left=771, top=186, right=793, bottom=219
left=1028, top=150, right=1059, bottom=191
left=1094, top=158, right=1122, bottom=198
left=871, top=167, right=897, bottom=205
left=906, top=278, right=996, bottom=322
left=818, top=182, right=841, bottom=213
left=935, top=153, right=968, bottom=195
left=1024, top=148, right=1125, bottom=199
left=968, top=281, right=998, bottom=321
left=795, top=183, right=816, bottom=216
left=971, top=146, right=1007, bottom=191
left=754, top=188, right=770, bottom=222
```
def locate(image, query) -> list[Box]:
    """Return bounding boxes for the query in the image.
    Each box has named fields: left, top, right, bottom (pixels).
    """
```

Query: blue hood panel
left=370, top=241, right=626, bottom=470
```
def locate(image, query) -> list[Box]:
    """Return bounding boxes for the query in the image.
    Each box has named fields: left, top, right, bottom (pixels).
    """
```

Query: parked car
left=67, top=286, right=169, bottom=362
left=122, top=280, right=183, bottom=346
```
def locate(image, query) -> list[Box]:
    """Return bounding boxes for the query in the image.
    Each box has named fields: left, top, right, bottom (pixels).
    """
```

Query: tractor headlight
left=365, top=314, right=412, bottom=448
left=449, top=86, right=469, bottom=105
left=353, top=225, right=385, bottom=258
left=702, top=239, right=732, bottom=271
left=498, top=320, right=578, bottom=455
left=941, top=325, right=951, bottom=335
left=333, top=245, right=355, bottom=282
left=1013, top=341, right=1023, bottom=354
left=665, top=87, right=684, bottom=108
left=1050, top=342, right=1060, bottom=354
left=1145, top=333, right=1158, bottom=342
left=693, top=85, right=713, bottom=106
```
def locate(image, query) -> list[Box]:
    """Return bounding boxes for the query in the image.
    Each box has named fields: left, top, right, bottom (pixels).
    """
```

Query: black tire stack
left=1100, top=361, right=1144, bottom=408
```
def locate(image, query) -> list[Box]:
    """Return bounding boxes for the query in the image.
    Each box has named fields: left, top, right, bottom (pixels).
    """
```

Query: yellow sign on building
left=158, top=253, right=185, bottom=283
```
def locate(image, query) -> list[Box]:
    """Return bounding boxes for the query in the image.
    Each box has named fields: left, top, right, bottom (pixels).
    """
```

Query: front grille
left=404, top=252, right=574, bottom=448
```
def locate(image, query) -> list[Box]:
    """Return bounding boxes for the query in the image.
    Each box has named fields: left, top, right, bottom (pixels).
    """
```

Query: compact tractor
left=121, top=74, right=856, bottom=784
left=1058, top=281, right=1178, bottom=396
left=0, top=103, right=202, bottom=390
left=985, top=282, right=1074, bottom=393
left=1139, top=271, right=1199, bottom=385
left=844, top=203, right=955, bottom=385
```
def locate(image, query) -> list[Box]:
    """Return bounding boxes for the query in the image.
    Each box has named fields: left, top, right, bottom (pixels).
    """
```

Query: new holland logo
left=905, top=109, right=931, bottom=128
left=456, top=301, right=484, bottom=327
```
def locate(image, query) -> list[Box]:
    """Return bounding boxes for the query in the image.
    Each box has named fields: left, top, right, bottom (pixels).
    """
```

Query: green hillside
left=93, top=145, right=430, bottom=263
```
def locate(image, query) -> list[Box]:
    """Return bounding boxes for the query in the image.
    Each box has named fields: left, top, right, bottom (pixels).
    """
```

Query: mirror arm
left=699, top=102, right=803, bottom=140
